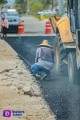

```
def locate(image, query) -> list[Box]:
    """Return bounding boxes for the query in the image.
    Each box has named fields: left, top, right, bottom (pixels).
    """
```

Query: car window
left=7, top=12, right=19, bottom=16
left=1, top=12, right=19, bottom=17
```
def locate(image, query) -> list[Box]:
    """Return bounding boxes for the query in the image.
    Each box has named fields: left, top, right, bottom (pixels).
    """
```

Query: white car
left=1, top=9, right=21, bottom=33
left=37, top=10, right=56, bottom=15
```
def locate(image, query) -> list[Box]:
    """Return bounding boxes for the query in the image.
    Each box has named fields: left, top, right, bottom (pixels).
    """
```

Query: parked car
left=37, top=10, right=56, bottom=15
left=1, top=9, right=21, bottom=33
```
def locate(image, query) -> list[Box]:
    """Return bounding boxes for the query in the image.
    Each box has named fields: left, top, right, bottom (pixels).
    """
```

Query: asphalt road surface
left=22, top=15, right=46, bottom=34
left=5, top=35, right=80, bottom=120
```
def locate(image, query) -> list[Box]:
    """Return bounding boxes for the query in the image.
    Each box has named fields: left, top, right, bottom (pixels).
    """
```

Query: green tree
left=30, top=0, right=44, bottom=15
left=0, top=0, right=7, bottom=9
left=0, top=0, right=7, bottom=4
left=14, top=0, right=27, bottom=14
left=40, top=0, right=51, bottom=6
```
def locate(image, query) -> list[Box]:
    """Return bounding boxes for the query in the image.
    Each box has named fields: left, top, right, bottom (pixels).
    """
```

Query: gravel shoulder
left=0, top=39, right=56, bottom=120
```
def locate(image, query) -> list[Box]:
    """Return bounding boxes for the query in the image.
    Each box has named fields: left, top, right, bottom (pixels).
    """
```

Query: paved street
left=22, top=15, right=46, bottom=34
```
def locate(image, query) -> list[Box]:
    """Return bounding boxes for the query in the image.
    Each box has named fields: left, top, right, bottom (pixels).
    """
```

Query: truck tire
left=68, top=52, right=79, bottom=84
left=55, top=34, right=66, bottom=74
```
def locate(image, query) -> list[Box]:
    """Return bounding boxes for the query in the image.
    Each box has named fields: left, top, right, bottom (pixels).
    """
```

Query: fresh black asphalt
left=5, top=36, right=80, bottom=120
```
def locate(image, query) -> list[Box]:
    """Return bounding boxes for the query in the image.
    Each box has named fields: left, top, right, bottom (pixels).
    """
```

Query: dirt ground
left=0, top=39, right=56, bottom=120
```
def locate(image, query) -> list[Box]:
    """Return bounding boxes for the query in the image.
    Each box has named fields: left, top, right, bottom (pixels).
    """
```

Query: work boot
left=35, top=73, right=46, bottom=80
left=40, top=73, right=47, bottom=80
left=35, top=74, right=42, bottom=79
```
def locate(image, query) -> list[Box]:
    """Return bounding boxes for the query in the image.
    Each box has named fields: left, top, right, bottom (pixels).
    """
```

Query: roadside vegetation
left=0, top=0, right=7, bottom=4
left=0, top=0, right=7, bottom=8
left=14, top=0, right=58, bottom=15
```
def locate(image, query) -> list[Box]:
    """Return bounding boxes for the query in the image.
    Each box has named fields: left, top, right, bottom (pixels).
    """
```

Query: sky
left=7, top=0, right=14, bottom=5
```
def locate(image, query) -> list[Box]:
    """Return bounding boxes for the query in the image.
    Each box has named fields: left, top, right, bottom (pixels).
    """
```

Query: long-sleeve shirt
left=2, top=19, right=9, bottom=28
left=35, top=46, right=54, bottom=70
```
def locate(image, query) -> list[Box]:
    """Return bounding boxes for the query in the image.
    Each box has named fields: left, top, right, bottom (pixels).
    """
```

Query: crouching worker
left=31, top=40, right=54, bottom=80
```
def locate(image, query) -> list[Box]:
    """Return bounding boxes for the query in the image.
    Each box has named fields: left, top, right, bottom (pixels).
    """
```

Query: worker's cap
left=39, top=40, right=51, bottom=47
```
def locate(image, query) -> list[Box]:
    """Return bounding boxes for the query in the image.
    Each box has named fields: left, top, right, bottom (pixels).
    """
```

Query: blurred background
left=0, top=0, right=67, bottom=17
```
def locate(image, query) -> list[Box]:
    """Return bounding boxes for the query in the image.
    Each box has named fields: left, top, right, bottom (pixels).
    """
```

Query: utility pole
left=52, top=0, right=54, bottom=10
left=58, top=0, right=64, bottom=15
left=27, top=0, right=30, bottom=15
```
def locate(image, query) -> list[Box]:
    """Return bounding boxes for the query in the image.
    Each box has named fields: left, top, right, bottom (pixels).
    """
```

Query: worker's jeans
left=31, top=63, right=50, bottom=76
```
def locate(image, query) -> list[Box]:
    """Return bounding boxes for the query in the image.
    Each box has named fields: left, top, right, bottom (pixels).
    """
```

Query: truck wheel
left=55, top=34, right=66, bottom=74
left=68, top=52, right=78, bottom=84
